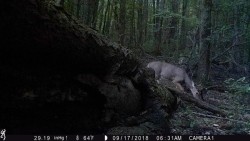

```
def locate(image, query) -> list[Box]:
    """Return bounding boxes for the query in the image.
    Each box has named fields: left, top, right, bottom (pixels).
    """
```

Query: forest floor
left=169, top=75, right=250, bottom=135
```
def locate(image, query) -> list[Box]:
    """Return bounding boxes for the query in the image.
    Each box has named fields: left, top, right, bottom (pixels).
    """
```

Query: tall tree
left=98, top=0, right=105, bottom=32
left=129, top=0, right=136, bottom=47
left=119, top=0, right=126, bottom=45
left=76, top=0, right=81, bottom=19
left=153, top=0, right=164, bottom=55
left=137, top=0, right=144, bottom=47
left=197, top=0, right=212, bottom=82
left=167, top=0, right=179, bottom=46
left=143, top=0, right=149, bottom=42
left=102, top=0, right=111, bottom=34
left=180, top=0, right=188, bottom=50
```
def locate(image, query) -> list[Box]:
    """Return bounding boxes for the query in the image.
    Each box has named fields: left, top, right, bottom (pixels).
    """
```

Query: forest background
left=60, top=0, right=250, bottom=83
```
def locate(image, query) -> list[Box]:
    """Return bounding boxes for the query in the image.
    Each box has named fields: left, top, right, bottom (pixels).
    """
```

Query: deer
left=147, top=61, right=199, bottom=99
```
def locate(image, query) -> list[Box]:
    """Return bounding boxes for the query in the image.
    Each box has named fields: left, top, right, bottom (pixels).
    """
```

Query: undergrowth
left=224, top=77, right=250, bottom=95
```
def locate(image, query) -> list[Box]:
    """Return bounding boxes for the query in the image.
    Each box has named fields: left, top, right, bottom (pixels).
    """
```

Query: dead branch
left=167, top=86, right=228, bottom=117
left=192, top=112, right=249, bottom=125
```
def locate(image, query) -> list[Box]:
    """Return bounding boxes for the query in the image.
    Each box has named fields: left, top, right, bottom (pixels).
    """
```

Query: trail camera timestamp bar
left=1, top=135, right=250, bottom=141
left=107, top=135, right=250, bottom=141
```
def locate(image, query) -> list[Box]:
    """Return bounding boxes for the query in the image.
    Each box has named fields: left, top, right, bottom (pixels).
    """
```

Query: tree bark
left=180, top=0, right=188, bottom=50
left=119, top=0, right=126, bottom=45
left=197, top=0, right=212, bottom=83
left=137, top=0, right=143, bottom=47
left=153, top=0, right=163, bottom=55
left=129, top=0, right=136, bottom=48
left=143, top=0, right=149, bottom=43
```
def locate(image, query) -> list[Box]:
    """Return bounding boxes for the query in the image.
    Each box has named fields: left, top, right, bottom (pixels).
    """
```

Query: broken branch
left=167, top=86, right=228, bottom=117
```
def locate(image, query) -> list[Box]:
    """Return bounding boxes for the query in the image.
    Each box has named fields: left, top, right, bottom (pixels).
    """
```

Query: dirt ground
left=169, top=79, right=250, bottom=135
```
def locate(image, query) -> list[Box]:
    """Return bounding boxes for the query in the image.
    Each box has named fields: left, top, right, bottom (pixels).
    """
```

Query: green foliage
left=224, top=77, right=250, bottom=95
left=143, top=40, right=155, bottom=53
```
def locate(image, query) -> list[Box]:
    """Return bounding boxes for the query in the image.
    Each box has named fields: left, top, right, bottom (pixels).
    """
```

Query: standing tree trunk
left=119, top=0, right=126, bottom=45
left=143, top=0, right=149, bottom=43
left=136, top=0, right=147, bottom=54
left=90, top=0, right=100, bottom=28
left=153, top=0, right=162, bottom=55
left=105, top=0, right=113, bottom=35
left=231, top=0, right=241, bottom=71
left=129, top=0, right=136, bottom=48
left=102, top=0, right=110, bottom=34
left=98, top=0, right=105, bottom=31
left=76, top=0, right=81, bottom=19
left=168, top=0, right=179, bottom=48
left=180, top=0, right=188, bottom=50
left=197, top=0, right=212, bottom=83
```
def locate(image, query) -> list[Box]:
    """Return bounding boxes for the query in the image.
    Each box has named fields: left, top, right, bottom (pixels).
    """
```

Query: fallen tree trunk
left=0, top=0, right=176, bottom=135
